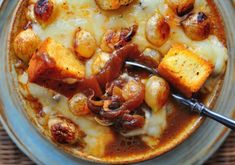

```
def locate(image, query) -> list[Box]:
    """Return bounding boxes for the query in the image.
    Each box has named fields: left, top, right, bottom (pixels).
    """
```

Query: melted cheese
left=27, top=82, right=114, bottom=157
left=31, top=0, right=227, bottom=75
left=146, top=109, right=167, bottom=137
left=31, top=0, right=170, bottom=51
left=22, top=0, right=228, bottom=155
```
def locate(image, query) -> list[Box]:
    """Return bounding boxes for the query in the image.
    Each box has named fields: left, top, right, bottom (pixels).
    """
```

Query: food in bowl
left=10, top=0, right=228, bottom=163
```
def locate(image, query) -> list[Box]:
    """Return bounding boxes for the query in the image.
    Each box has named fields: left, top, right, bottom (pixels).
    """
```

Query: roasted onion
left=34, top=0, right=56, bottom=24
left=166, top=0, right=195, bottom=16
left=95, top=44, right=140, bottom=89
left=181, top=12, right=211, bottom=41
left=101, top=25, right=137, bottom=53
left=74, top=27, right=97, bottom=58
left=94, top=117, right=114, bottom=126
left=96, top=0, right=134, bottom=10
left=120, top=114, right=145, bottom=131
left=87, top=77, right=145, bottom=132
left=146, top=13, right=170, bottom=47
left=48, top=116, right=85, bottom=144
left=120, top=107, right=151, bottom=137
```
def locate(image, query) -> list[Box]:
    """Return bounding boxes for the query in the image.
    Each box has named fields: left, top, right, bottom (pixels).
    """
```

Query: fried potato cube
left=28, top=38, right=85, bottom=83
left=158, top=44, right=213, bottom=97
left=13, top=29, right=41, bottom=63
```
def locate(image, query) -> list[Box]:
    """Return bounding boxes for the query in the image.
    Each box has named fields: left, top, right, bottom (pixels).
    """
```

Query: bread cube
left=28, top=38, right=85, bottom=83
left=158, top=44, right=213, bottom=97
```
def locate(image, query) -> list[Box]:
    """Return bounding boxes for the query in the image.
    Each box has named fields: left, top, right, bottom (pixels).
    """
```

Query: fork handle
left=125, top=61, right=235, bottom=130
left=171, top=93, right=235, bottom=130
left=200, top=106, right=235, bottom=130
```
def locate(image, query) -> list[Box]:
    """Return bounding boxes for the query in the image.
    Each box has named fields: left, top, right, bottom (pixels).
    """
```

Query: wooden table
left=0, top=124, right=235, bottom=165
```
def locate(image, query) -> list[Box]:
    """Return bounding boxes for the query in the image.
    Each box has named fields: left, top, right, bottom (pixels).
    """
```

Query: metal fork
left=125, top=61, right=235, bottom=130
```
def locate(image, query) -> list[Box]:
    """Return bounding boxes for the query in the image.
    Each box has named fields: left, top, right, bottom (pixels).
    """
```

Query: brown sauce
left=24, top=95, right=43, bottom=115
left=105, top=131, right=150, bottom=157
left=159, top=100, right=199, bottom=146
left=206, top=0, right=226, bottom=46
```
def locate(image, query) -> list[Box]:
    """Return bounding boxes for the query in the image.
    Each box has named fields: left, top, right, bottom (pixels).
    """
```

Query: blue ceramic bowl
left=0, top=1, right=235, bottom=164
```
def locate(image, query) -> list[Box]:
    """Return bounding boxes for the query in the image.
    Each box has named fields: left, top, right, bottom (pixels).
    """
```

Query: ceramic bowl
left=0, top=0, right=235, bottom=164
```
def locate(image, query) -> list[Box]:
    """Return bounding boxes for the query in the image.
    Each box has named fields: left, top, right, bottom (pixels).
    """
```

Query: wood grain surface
left=0, top=124, right=234, bottom=165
